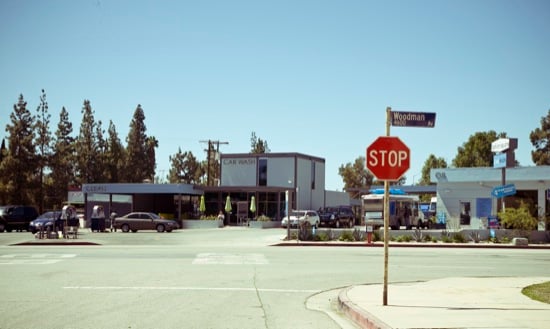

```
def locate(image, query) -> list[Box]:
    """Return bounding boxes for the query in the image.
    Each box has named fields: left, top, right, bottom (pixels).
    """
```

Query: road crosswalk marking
left=192, top=253, right=268, bottom=265
left=0, top=254, right=76, bottom=265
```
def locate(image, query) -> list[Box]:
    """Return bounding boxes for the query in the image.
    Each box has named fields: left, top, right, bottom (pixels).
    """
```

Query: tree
left=50, top=107, right=76, bottom=208
left=419, top=154, right=447, bottom=185
left=104, top=120, right=126, bottom=183
left=0, top=139, right=6, bottom=163
left=145, top=136, right=158, bottom=182
left=530, top=109, right=550, bottom=165
left=250, top=131, right=270, bottom=154
left=338, top=156, right=375, bottom=191
left=452, top=131, right=506, bottom=167
left=34, top=89, right=53, bottom=213
left=125, top=104, right=150, bottom=182
left=75, top=100, right=101, bottom=184
left=498, top=201, right=538, bottom=230
left=0, top=94, right=37, bottom=204
left=168, top=148, right=203, bottom=184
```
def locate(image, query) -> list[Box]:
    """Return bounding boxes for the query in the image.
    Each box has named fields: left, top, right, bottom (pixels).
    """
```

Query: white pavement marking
left=192, top=253, right=268, bottom=265
left=0, top=254, right=76, bottom=265
left=63, top=286, right=320, bottom=293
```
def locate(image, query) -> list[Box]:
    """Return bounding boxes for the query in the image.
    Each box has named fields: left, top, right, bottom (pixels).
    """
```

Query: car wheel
left=121, top=224, right=130, bottom=233
left=156, top=224, right=165, bottom=233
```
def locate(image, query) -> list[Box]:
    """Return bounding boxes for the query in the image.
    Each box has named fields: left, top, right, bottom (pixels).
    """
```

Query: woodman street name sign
left=390, top=111, right=436, bottom=127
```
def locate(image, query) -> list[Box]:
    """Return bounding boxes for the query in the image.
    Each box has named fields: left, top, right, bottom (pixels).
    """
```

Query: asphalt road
left=1, top=228, right=549, bottom=329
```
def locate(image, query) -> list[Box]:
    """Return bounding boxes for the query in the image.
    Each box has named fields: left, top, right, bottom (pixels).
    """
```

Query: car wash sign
left=391, top=111, right=436, bottom=127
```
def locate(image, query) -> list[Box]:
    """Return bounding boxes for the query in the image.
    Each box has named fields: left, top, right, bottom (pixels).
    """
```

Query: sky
left=1, top=0, right=549, bottom=191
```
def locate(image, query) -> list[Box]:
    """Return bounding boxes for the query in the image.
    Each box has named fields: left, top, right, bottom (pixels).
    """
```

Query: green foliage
left=313, top=232, right=330, bottom=241
left=168, top=148, right=203, bottom=184
left=522, top=281, right=550, bottom=304
left=338, top=230, right=355, bottom=242
left=338, top=156, right=374, bottom=191
left=420, top=154, right=447, bottom=185
left=396, top=235, right=412, bottom=242
left=298, top=221, right=313, bottom=241
left=530, top=109, right=550, bottom=165
left=452, top=130, right=507, bottom=167
left=199, top=215, right=219, bottom=220
left=352, top=228, right=364, bottom=241
left=256, top=215, right=271, bottom=222
left=452, top=232, right=466, bottom=243
left=250, top=131, right=270, bottom=154
left=498, top=201, right=538, bottom=230
left=125, top=104, right=152, bottom=182
left=1, top=94, right=37, bottom=205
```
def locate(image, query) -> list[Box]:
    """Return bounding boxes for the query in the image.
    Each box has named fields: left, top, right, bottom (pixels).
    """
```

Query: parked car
left=29, top=211, right=63, bottom=234
left=0, top=205, right=39, bottom=232
left=114, top=212, right=179, bottom=233
left=281, top=210, right=320, bottom=228
left=318, top=206, right=355, bottom=228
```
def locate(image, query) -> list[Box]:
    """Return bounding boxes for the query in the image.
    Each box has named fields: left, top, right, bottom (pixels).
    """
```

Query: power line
left=199, top=140, right=229, bottom=186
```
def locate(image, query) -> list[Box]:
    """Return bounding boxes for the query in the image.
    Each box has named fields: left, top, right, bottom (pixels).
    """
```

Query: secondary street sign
left=491, top=184, right=517, bottom=198
left=366, top=136, right=410, bottom=181
left=390, top=111, right=436, bottom=127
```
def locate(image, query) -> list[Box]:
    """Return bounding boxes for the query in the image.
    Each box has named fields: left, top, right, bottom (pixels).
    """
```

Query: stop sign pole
left=365, top=107, right=411, bottom=306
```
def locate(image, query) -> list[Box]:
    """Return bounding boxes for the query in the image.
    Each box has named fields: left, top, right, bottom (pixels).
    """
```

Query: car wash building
left=430, top=166, right=550, bottom=230
left=201, top=152, right=334, bottom=224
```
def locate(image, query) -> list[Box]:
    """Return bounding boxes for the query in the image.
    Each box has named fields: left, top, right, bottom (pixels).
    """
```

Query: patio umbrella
left=199, top=195, right=206, bottom=213
left=250, top=196, right=256, bottom=216
left=224, top=195, right=232, bottom=213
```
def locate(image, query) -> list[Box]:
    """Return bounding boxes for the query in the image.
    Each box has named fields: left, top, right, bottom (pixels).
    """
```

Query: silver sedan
left=114, top=212, right=179, bottom=233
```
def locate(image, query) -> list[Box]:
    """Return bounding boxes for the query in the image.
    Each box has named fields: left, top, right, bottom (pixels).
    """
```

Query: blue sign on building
left=491, top=184, right=516, bottom=198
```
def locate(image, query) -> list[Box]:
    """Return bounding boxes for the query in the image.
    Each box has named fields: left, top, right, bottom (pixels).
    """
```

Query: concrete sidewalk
left=339, top=277, right=550, bottom=329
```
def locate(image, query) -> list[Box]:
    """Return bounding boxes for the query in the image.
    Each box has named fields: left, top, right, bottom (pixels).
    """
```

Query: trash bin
left=91, top=205, right=105, bottom=232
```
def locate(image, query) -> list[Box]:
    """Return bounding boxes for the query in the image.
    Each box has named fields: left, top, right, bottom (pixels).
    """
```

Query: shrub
left=396, top=235, right=412, bottom=242
left=498, top=201, right=538, bottom=230
left=314, top=232, right=330, bottom=241
left=200, top=215, right=218, bottom=220
left=352, top=228, right=364, bottom=241
left=412, top=229, right=423, bottom=242
left=256, top=215, right=271, bottom=222
left=298, top=221, right=313, bottom=241
left=339, top=230, right=355, bottom=242
left=452, top=232, right=466, bottom=243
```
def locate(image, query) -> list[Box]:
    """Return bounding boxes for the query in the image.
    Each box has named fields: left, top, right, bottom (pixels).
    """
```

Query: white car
left=281, top=210, right=320, bottom=228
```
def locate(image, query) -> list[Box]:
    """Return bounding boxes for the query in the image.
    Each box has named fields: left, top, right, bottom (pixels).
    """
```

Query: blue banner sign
left=491, top=184, right=516, bottom=198
left=493, top=153, right=507, bottom=168
left=390, top=111, right=436, bottom=127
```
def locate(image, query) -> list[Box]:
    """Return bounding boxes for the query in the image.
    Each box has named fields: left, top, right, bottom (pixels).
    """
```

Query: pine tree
left=35, top=89, right=53, bottom=213
left=1, top=95, right=37, bottom=204
left=125, top=104, right=149, bottom=182
left=75, top=100, right=100, bottom=184
left=105, top=120, right=126, bottom=182
left=50, top=107, right=76, bottom=208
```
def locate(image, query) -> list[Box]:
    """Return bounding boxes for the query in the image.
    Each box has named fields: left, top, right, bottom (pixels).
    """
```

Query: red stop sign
left=366, top=136, right=410, bottom=180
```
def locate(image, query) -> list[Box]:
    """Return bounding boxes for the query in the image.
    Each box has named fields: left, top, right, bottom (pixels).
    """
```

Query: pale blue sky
left=1, top=0, right=549, bottom=190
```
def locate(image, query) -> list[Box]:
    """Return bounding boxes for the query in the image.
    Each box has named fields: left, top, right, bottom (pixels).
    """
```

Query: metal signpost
left=365, top=107, right=435, bottom=306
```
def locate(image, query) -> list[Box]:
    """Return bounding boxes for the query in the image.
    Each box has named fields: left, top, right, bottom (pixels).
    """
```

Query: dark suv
left=0, top=205, right=39, bottom=232
left=318, top=206, right=355, bottom=228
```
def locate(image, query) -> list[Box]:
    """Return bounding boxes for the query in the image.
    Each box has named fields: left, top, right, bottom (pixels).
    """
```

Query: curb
left=338, top=286, right=390, bottom=329
left=273, top=241, right=550, bottom=249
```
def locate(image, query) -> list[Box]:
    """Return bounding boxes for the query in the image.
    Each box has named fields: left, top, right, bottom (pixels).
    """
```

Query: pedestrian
left=110, top=210, right=118, bottom=232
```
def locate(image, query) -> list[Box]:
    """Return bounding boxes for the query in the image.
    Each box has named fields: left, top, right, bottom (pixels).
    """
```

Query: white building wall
left=267, top=157, right=295, bottom=187
left=221, top=157, right=257, bottom=186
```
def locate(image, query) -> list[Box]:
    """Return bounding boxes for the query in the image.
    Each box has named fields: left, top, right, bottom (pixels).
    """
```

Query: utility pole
left=199, top=140, right=229, bottom=186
